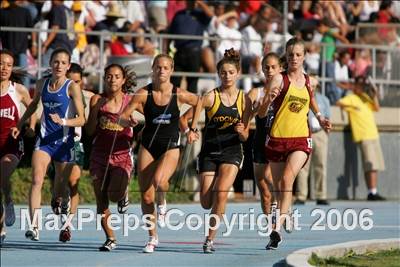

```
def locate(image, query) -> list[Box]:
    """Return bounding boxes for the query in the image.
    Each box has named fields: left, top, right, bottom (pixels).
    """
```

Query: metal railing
left=1, top=26, right=399, bottom=105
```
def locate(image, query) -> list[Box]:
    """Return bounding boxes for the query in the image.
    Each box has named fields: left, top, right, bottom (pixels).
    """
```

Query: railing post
left=321, top=44, right=326, bottom=96
left=372, top=47, right=376, bottom=80
left=38, top=31, right=42, bottom=79
left=99, top=31, right=105, bottom=94
left=283, top=0, right=288, bottom=49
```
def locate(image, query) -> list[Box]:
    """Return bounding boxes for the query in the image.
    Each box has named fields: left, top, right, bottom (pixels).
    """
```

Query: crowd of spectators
left=0, top=0, right=399, bottom=99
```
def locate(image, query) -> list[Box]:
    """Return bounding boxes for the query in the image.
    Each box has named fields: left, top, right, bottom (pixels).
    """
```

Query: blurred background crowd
left=1, top=0, right=399, bottom=105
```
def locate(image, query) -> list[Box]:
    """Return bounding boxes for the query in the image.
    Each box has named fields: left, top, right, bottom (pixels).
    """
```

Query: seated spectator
left=317, top=18, right=349, bottom=104
left=350, top=49, right=372, bottom=78
left=85, top=0, right=109, bottom=28
left=241, top=4, right=271, bottom=76
left=210, top=9, right=242, bottom=62
left=110, top=22, right=135, bottom=56
left=87, top=3, right=124, bottom=46
left=147, top=0, right=168, bottom=33
left=335, top=50, right=352, bottom=96
left=305, top=43, right=320, bottom=75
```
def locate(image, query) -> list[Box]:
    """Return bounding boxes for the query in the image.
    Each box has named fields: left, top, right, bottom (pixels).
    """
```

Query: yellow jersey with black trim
left=270, top=83, right=310, bottom=138
left=203, top=88, right=244, bottom=150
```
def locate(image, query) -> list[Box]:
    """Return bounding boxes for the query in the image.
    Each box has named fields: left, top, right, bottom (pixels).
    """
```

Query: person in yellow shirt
left=71, top=1, right=87, bottom=53
left=336, top=75, right=385, bottom=201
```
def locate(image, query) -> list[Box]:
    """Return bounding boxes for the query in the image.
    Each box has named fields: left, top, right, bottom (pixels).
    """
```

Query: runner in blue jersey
left=11, top=48, right=85, bottom=241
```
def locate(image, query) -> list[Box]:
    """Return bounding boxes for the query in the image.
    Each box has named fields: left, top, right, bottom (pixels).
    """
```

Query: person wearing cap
left=336, top=76, right=386, bottom=201
left=87, top=3, right=125, bottom=46
left=71, top=1, right=87, bottom=54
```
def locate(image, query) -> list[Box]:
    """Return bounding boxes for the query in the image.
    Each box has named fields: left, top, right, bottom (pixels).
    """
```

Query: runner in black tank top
left=198, top=88, right=245, bottom=172
left=186, top=48, right=251, bottom=254
left=118, top=54, right=200, bottom=253
left=142, top=83, right=180, bottom=160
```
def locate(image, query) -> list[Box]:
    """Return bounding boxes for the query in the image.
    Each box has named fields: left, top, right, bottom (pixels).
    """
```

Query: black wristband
left=189, top=127, right=198, bottom=132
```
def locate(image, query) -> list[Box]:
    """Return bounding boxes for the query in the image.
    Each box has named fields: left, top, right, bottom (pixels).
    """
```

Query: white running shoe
left=25, top=228, right=39, bottom=241
left=157, top=201, right=167, bottom=228
left=143, top=236, right=159, bottom=253
left=5, top=201, right=16, bottom=227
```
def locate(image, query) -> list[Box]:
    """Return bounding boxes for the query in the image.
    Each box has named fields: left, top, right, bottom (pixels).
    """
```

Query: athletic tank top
left=0, top=82, right=21, bottom=145
left=270, top=73, right=312, bottom=138
left=203, top=88, right=244, bottom=150
left=253, top=88, right=272, bottom=148
left=40, top=78, right=75, bottom=143
left=92, top=93, right=133, bottom=156
left=142, top=83, right=180, bottom=142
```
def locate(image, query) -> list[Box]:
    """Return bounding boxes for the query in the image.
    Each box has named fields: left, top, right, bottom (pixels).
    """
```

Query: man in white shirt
left=334, top=50, right=352, bottom=101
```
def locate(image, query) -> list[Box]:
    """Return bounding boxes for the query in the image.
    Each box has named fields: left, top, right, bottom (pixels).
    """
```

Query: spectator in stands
left=296, top=75, right=331, bottom=205
left=85, top=0, right=109, bottom=28
left=118, top=0, right=147, bottom=32
left=41, top=0, right=75, bottom=68
left=168, top=0, right=214, bottom=93
left=304, top=43, right=320, bottom=75
left=317, top=18, right=349, bottom=104
left=211, top=8, right=242, bottom=62
left=166, top=0, right=186, bottom=25
left=377, top=0, right=399, bottom=44
left=352, top=0, right=380, bottom=23
left=88, top=3, right=124, bottom=45
left=0, top=0, right=37, bottom=88
left=319, top=1, right=350, bottom=37
left=336, top=76, right=386, bottom=201
left=334, top=50, right=352, bottom=99
left=147, top=0, right=168, bottom=33
left=71, top=1, right=87, bottom=61
left=110, top=22, right=135, bottom=56
left=350, top=48, right=372, bottom=78
left=240, top=4, right=271, bottom=78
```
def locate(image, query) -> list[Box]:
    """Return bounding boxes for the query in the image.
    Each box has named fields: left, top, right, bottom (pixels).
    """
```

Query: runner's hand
left=10, top=127, right=21, bottom=139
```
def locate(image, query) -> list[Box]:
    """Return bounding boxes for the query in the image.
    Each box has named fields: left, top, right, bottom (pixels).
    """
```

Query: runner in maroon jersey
left=0, top=50, right=36, bottom=243
left=86, top=63, right=137, bottom=251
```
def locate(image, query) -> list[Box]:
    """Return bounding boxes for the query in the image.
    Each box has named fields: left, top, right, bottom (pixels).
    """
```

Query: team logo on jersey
left=0, top=106, right=16, bottom=120
left=99, top=116, right=124, bottom=131
left=213, top=116, right=240, bottom=129
left=153, top=114, right=171, bottom=124
left=288, top=95, right=308, bottom=113
left=43, top=102, right=62, bottom=110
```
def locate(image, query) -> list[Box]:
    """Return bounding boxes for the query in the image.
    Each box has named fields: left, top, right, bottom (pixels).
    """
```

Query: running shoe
left=59, top=227, right=71, bottom=243
left=265, top=230, right=282, bottom=250
left=316, top=199, right=330, bottom=205
left=5, top=201, right=16, bottom=226
left=99, top=238, right=117, bottom=251
left=51, top=197, right=61, bottom=215
left=367, top=193, right=386, bottom=201
left=25, top=227, right=39, bottom=241
left=117, top=193, right=129, bottom=214
left=203, top=239, right=215, bottom=254
left=157, top=201, right=167, bottom=228
left=143, top=236, right=159, bottom=253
